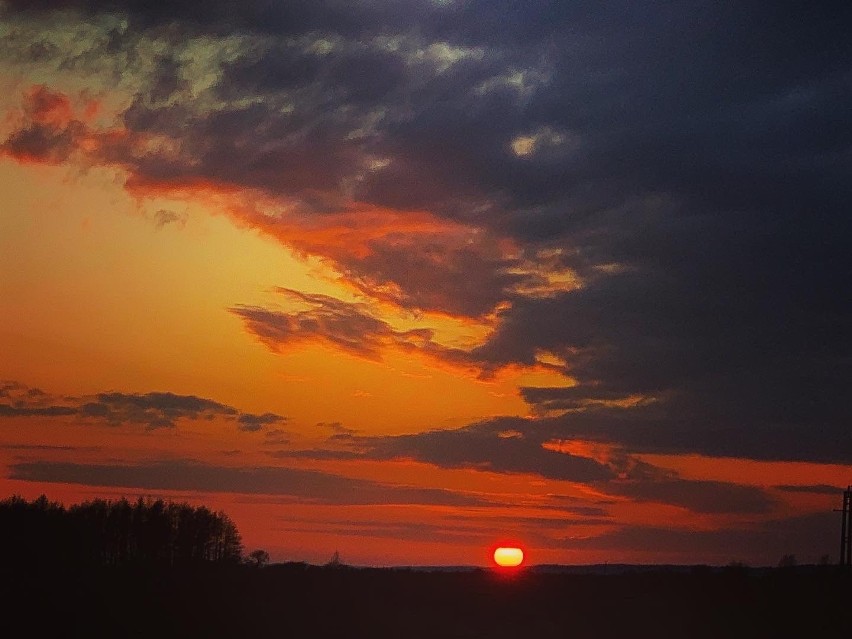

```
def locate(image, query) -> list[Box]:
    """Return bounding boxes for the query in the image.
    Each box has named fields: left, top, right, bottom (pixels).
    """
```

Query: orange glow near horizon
left=493, top=546, right=525, bottom=568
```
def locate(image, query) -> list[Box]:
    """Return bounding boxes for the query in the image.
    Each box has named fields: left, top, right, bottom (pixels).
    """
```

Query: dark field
left=2, top=563, right=849, bottom=638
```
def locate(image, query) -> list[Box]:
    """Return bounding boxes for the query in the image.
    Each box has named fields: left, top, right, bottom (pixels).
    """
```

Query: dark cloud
left=2, top=0, right=515, bottom=48
left=230, top=289, right=403, bottom=359
left=0, top=380, right=79, bottom=417
left=152, top=209, right=187, bottom=229
left=333, top=235, right=529, bottom=318
left=237, top=412, right=285, bottom=433
left=439, top=407, right=852, bottom=467
left=2, top=118, right=85, bottom=162
left=0, top=85, right=86, bottom=163
left=520, top=386, right=641, bottom=412
left=446, top=512, right=612, bottom=529
left=356, top=421, right=615, bottom=483
left=538, top=503, right=612, bottom=518
left=775, top=484, right=845, bottom=496
left=609, top=479, right=776, bottom=515
left=317, top=421, right=355, bottom=435
left=9, top=459, right=487, bottom=507
left=4, top=3, right=849, bottom=226
left=472, top=253, right=850, bottom=461
left=0, top=443, right=77, bottom=451
left=0, top=382, right=284, bottom=431
left=566, top=511, right=840, bottom=566
left=267, top=449, right=362, bottom=462
left=275, top=519, right=485, bottom=546
left=0, top=404, right=77, bottom=417
left=0, top=382, right=20, bottom=398
left=78, top=391, right=240, bottom=429
left=263, top=428, right=290, bottom=445
left=304, top=418, right=778, bottom=514
left=0, top=0, right=432, bottom=39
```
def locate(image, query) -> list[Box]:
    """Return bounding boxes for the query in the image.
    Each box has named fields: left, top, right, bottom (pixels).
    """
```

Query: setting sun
left=493, top=547, right=525, bottom=568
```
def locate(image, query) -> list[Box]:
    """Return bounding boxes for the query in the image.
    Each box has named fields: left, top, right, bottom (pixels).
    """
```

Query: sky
left=0, top=1, right=850, bottom=567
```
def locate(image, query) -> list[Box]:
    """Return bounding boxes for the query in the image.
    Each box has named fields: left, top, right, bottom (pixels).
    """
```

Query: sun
left=493, top=546, right=524, bottom=568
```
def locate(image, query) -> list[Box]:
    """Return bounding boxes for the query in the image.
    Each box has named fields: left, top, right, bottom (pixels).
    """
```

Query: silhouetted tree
left=0, top=494, right=244, bottom=567
left=247, top=549, right=270, bottom=567
left=0, top=494, right=70, bottom=569
left=218, top=511, right=243, bottom=562
left=778, top=554, right=797, bottom=568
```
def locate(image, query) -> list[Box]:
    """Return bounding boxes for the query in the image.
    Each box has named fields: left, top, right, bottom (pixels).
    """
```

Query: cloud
left=302, top=417, right=778, bottom=514
left=223, top=205, right=536, bottom=318
left=229, top=288, right=472, bottom=364
left=354, top=420, right=616, bottom=483
left=609, top=479, right=776, bottom=515
left=0, top=5, right=549, bottom=319
left=435, top=402, right=852, bottom=467
left=237, top=412, right=285, bottom=432
left=0, top=443, right=78, bottom=451
left=230, top=289, right=422, bottom=360
left=275, top=519, right=486, bottom=546
left=317, top=421, right=356, bottom=435
left=775, top=484, right=845, bottom=496
left=566, top=512, right=840, bottom=565
left=0, top=404, right=77, bottom=417
left=0, top=85, right=86, bottom=163
left=446, top=511, right=612, bottom=529
left=1, top=3, right=849, bottom=466
left=520, top=386, right=645, bottom=412
left=152, top=209, right=187, bottom=228
left=0, top=382, right=284, bottom=431
left=549, top=402, right=850, bottom=464
left=466, top=262, right=851, bottom=462
left=78, top=391, right=239, bottom=429
left=0, top=0, right=441, bottom=39
left=263, top=429, right=290, bottom=445
left=8, top=459, right=488, bottom=507
left=4, top=3, right=849, bottom=239
left=327, top=231, right=531, bottom=318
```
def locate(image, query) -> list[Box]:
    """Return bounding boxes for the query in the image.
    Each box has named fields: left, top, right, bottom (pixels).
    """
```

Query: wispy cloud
left=0, top=381, right=285, bottom=431
left=9, top=458, right=488, bottom=507
left=292, top=418, right=778, bottom=515
left=566, top=512, right=839, bottom=565
left=229, top=288, right=468, bottom=364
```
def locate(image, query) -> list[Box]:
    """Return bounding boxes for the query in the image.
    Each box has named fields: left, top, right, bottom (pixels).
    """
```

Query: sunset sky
left=1, top=1, right=850, bottom=567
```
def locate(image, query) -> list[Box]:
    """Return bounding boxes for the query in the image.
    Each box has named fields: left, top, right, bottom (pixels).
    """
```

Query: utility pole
left=839, top=485, right=852, bottom=569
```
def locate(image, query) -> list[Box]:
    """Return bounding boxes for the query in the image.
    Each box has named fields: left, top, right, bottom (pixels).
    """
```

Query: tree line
left=0, top=494, right=243, bottom=568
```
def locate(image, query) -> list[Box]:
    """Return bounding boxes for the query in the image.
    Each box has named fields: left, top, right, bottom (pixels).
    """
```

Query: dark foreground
left=2, top=562, right=849, bottom=638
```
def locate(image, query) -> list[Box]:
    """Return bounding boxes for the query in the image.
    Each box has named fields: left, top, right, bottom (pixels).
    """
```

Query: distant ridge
left=529, top=563, right=837, bottom=576
left=297, top=563, right=840, bottom=576
left=386, top=564, right=704, bottom=575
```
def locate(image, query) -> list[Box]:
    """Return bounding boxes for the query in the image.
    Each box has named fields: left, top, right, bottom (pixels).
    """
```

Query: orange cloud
left=1, top=85, right=573, bottom=325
